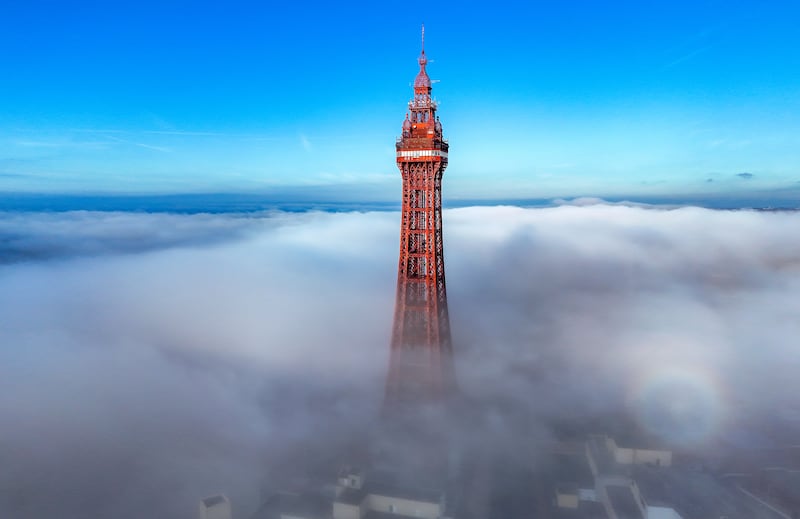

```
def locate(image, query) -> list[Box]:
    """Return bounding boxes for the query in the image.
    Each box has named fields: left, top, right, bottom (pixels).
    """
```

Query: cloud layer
left=1, top=204, right=799, bottom=517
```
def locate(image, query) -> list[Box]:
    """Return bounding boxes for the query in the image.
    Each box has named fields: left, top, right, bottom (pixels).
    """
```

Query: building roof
left=202, top=495, right=228, bottom=508
left=554, top=500, right=609, bottom=519
left=367, top=480, right=441, bottom=504
left=334, top=468, right=443, bottom=508
left=364, top=511, right=428, bottom=519
left=587, top=436, right=619, bottom=475
left=605, top=485, right=645, bottom=519
left=553, top=452, right=595, bottom=488
left=632, top=464, right=787, bottom=519
left=335, top=487, right=366, bottom=505
left=251, top=492, right=330, bottom=519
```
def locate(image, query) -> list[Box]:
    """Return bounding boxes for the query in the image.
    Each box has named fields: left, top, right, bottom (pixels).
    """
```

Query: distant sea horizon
left=0, top=191, right=798, bottom=214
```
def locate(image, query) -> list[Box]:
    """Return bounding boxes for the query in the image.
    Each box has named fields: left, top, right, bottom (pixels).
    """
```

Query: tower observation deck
left=385, top=26, right=455, bottom=407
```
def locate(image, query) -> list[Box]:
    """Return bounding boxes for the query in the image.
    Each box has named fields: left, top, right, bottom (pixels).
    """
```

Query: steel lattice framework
left=385, top=28, right=455, bottom=405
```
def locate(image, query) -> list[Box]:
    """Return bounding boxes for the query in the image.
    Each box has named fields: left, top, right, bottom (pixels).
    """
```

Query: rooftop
left=605, top=485, right=645, bottom=519
left=202, top=495, right=228, bottom=508
left=632, top=464, right=786, bottom=519
left=554, top=500, right=608, bottom=519
left=251, top=491, right=330, bottom=519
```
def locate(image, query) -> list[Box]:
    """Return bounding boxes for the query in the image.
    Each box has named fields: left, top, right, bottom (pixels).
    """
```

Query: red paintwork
left=385, top=29, right=455, bottom=405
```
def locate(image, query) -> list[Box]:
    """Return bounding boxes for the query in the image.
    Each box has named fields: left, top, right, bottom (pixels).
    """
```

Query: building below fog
left=333, top=467, right=447, bottom=519
left=251, top=466, right=449, bottom=519
left=199, top=495, right=233, bottom=519
left=553, top=435, right=679, bottom=519
left=551, top=435, right=786, bottom=519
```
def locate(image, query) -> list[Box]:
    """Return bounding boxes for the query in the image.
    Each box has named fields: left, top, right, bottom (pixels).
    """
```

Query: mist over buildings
left=1, top=203, right=799, bottom=518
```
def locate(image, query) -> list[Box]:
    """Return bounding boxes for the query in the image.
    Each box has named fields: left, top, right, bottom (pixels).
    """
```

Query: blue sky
left=1, top=1, right=799, bottom=201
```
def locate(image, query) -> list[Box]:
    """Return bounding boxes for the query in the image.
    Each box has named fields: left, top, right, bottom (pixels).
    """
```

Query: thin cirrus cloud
left=1, top=204, right=799, bottom=518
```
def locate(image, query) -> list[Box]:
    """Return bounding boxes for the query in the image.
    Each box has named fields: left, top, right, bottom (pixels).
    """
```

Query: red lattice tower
left=385, top=27, right=455, bottom=406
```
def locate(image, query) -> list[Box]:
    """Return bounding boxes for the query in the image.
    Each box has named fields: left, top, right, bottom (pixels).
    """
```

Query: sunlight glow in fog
left=630, top=367, right=724, bottom=446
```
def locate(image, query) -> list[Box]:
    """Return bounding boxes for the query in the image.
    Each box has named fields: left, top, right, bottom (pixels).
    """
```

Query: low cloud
left=1, top=205, right=799, bottom=518
left=0, top=211, right=272, bottom=263
left=552, top=197, right=672, bottom=209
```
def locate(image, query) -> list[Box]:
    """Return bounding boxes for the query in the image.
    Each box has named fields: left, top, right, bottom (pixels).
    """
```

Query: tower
left=385, top=26, right=454, bottom=406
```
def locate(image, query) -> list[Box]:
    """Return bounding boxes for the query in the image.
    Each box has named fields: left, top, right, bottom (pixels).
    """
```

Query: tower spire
left=414, top=24, right=431, bottom=92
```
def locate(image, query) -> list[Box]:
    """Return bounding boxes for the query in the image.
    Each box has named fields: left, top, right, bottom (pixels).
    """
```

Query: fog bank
left=2, top=204, right=799, bottom=517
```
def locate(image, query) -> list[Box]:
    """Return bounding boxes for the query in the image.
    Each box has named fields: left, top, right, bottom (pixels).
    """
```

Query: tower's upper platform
left=397, top=25, right=447, bottom=160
